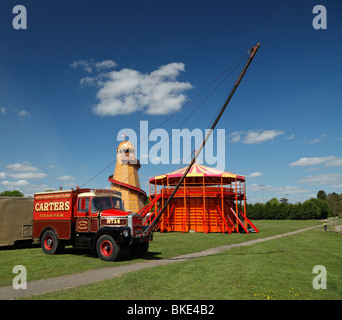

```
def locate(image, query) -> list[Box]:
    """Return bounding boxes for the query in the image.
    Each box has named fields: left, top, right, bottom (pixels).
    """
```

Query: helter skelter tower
left=108, top=140, right=147, bottom=212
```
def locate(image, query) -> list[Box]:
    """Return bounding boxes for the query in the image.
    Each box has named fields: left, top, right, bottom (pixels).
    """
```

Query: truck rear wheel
left=41, top=230, right=63, bottom=254
left=96, top=235, right=121, bottom=261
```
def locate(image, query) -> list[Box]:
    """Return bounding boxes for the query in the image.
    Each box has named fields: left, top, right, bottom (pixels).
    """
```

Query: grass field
left=1, top=219, right=341, bottom=300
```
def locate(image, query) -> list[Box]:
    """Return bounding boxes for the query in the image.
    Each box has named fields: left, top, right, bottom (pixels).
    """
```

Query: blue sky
left=0, top=0, right=341, bottom=203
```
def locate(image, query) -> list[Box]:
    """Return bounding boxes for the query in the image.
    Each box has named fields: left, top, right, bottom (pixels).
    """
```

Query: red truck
left=33, top=188, right=150, bottom=261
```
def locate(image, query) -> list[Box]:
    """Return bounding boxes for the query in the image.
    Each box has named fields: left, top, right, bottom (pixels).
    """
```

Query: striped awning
left=149, top=163, right=245, bottom=185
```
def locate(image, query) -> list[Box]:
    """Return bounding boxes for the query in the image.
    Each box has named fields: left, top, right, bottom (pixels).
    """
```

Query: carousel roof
left=149, top=163, right=245, bottom=185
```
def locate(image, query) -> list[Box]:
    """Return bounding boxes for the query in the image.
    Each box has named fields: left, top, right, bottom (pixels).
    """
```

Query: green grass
left=27, top=225, right=342, bottom=300
left=0, top=220, right=320, bottom=288
left=3, top=219, right=338, bottom=300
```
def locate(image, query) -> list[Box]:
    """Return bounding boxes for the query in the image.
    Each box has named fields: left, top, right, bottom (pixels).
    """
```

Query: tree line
left=0, top=190, right=24, bottom=197
left=2, top=189, right=341, bottom=220
left=246, top=190, right=342, bottom=220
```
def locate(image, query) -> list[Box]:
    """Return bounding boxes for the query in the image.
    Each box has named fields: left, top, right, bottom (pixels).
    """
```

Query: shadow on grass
left=60, top=246, right=163, bottom=262
left=0, top=242, right=40, bottom=251
left=1, top=242, right=164, bottom=262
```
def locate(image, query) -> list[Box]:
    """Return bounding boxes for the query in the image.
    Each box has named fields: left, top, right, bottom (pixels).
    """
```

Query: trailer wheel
left=96, top=235, right=121, bottom=261
left=41, top=230, right=61, bottom=254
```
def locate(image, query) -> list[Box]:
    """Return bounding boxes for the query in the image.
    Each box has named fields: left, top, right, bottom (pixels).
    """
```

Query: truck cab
left=74, top=189, right=144, bottom=238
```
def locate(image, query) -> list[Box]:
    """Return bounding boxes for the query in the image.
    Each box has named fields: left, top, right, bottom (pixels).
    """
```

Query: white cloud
left=290, top=156, right=342, bottom=167
left=3, top=162, right=47, bottom=181
left=84, top=62, right=192, bottom=116
left=0, top=107, right=6, bottom=114
left=285, top=134, right=295, bottom=140
left=61, top=182, right=77, bottom=187
left=73, top=60, right=193, bottom=116
left=0, top=161, right=56, bottom=196
left=229, top=131, right=242, bottom=143
left=243, top=130, right=284, bottom=144
left=298, top=173, right=342, bottom=186
left=70, top=59, right=117, bottom=73
left=248, top=183, right=308, bottom=194
left=70, top=60, right=93, bottom=73
left=6, top=162, right=39, bottom=172
left=308, top=134, right=327, bottom=144
left=228, top=130, right=284, bottom=144
left=325, top=158, right=342, bottom=167
left=1, top=179, right=32, bottom=188
left=247, top=172, right=263, bottom=178
left=95, top=60, right=117, bottom=70
left=1, top=180, right=52, bottom=195
left=331, top=184, right=342, bottom=188
left=18, top=110, right=30, bottom=118
left=80, top=76, right=96, bottom=87
left=7, top=172, right=47, bottom=180
left=309, top=138, right=320, bottom=144
left=56, top=175, right=76, bottom=181
left=279, top=185, right=309, bottom=194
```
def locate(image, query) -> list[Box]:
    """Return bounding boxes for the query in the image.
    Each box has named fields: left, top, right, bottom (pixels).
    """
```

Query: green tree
left=247, top=203, right=264, bottom=219
left=277, top=203, right=289, bottom=219
left=302, top=199, right=320, bottom=219
left=317, top=190, right=327, bottom=200
left=279, top=197, right=289, bottom=204
left=310, top=198, right=333, bottom=219
left=267, top=198, right=280, bottom=206
left=0, top=190, right=24, bottom=197
left=264, top=202, right=277, bottom=219
left=288, top=203, right=303, bottom=220
left=326, top=192, right=342, bottom=216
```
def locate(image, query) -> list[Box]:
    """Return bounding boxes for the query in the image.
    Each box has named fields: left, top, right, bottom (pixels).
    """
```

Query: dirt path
left=0, top=225, right=321, bottom=300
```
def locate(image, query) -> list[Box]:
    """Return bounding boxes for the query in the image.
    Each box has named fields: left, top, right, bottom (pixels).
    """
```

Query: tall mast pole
left=143, top=43, right=260, bottom=237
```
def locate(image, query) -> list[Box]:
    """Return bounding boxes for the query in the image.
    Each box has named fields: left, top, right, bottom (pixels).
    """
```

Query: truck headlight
left=123, top=229, right=129, bottom=237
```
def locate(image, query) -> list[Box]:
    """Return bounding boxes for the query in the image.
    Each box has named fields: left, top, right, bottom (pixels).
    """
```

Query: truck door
left=75, top=197, right=91, bottom=232
left=76, top=197, right=90, bottom=218
left=75, top=197, right=99, bottom=233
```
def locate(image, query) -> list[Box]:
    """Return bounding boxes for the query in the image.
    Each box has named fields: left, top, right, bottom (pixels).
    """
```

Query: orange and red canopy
left=149, top=163, right=245, bottom=186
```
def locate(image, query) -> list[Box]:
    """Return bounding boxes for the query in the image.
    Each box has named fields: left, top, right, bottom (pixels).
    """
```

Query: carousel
left=139, top=163, right=258, bottom=234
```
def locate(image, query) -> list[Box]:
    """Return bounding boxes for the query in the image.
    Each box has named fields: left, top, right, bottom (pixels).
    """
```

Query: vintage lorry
left=32, top=188, right=150, bottom=261
left=0, top=197, right=34, bottom=247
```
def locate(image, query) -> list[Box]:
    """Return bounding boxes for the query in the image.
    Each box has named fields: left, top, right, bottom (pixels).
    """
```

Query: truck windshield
left=91, top=196, right=124, bottom=213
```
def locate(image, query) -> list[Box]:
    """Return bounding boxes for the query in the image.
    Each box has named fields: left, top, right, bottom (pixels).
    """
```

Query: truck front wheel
left=41, top=230, right=63, bottom=254
left=96, top=235, right=121, bottom=261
